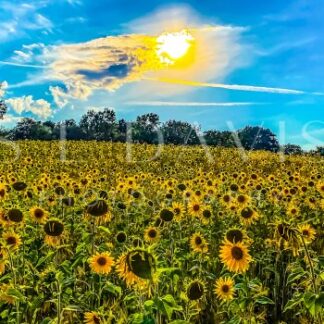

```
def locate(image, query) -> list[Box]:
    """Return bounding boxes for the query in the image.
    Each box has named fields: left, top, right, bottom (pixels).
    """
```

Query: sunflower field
left=0, top=141, right=323, bottom=324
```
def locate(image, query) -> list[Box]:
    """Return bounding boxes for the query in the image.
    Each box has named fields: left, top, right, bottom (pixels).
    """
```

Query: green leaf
left=255, top=296, right=275, bottom=305
left=284, top=297, right=302, bottom=312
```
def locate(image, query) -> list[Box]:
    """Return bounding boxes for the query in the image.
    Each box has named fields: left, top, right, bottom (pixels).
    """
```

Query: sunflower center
left=231, top=246, right=244, bottom=260
left=97, top=257, right=107, bottom=266
left=34, top=209, right=44, bottom=218
left=148, top=230, right=157, bottom=238
left=174, top=208, right=180, bottom=214
left=6, top=236, right=17, bottom=245
left=237, top=195, right=246, bottom=203
left=302, top=230, right=309, bottom=236
left=241, top=208, right=253, bottom=219
left=195, top=236, right=202, bottom=245
left=203, top=210, right=211, bottom=218
left=222, top=284, right=229, bottom=293
left=226, top=230, right=243, bottom=243
left=193, top=204, right=200, bottom=211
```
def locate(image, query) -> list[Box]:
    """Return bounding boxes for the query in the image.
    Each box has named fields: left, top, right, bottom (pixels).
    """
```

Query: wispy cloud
left=0, top=1, right=53, bottom=41
left=0, top=60, right=46, bottom=69
left=144, top=77, right=314, bottom=95
left=126, top=101, right=262, bottom=107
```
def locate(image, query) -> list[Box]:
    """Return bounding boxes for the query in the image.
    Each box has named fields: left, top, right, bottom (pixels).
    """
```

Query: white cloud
left=126, top=101, right=261, bottom=107
left=6, top=95, right=52, bottom=119
left=0, top=81, right=8, bottom=97
left=0, top=1, right=52, bottom=41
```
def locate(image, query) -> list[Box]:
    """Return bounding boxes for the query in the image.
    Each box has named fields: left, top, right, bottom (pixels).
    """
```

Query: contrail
left=144, top=77, right=309, bottom=95
left=127, top=101, right=262, bottom=107
left=0, top=61, right=47, bottom=69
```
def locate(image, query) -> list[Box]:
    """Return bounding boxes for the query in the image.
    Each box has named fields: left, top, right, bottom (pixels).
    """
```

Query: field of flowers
left=0, top=141, right=323, bottom=324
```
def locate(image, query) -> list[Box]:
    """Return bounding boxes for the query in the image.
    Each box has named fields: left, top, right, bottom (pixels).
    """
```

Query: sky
left=0, top=0, right=323, bottom=149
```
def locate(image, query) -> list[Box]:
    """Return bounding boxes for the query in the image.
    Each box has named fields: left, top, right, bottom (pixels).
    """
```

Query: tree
left=9, top=118, right=52, bottom=140
left=238, top=126, right=280, bottom=152
left=204, top=130, right=236, bottom=147
left=0, top=100, right=7, bottom=120
left=161, top=120, right=200, bottom=145
left=132, top=113, right=160, bottom=144
left=0, top=83, right=7, bottom=119
left=283, top=144, right=303, bottom=155
left=79, top=108, right=116, bottom=140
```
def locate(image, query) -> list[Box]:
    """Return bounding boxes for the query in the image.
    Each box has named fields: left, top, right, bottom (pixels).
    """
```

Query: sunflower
left=287, top=204, right=299, bottom=218
left=7, top=208, right=24, bottom=224
left=43, top=218, right=64, bottom=246
left=89, top=252, right=114, bottom=275
left=188, top=199, right=203, bottom=217
left=0, top=210, right=10, bottom=227
left=116, top=249, right=156, bottom=287
left=298, top=224, right=316, bottom=244
left=316, top=181, right=324, bottom=196
left=220, top=241, right=252, bottom=273
left=225, top=228, right=245, bottom=244
left=239, top=207, right=259, bottom=226
left=159, top=208, right=174, bottom=222
left=3, top=232, right=22, bottom=250
left=214, top=277, right=235, bottom=301
left=190, top=232, right=208, bottom=253
left=236, top=194, right=251, bottom=207
left=171, top=202, right=185, bottom=221
left=30, top=207, right=48, bottom=224
left=115, top=231, right=127, bottom=244
left=186, top=280, right=205, bottom=301
left=200, top=207, right=212, bottom=224
left=84, top=311, right=101, bottom=324
left=0, top=284, right=15, bottom=304
left=0, top=184, right=6, bottom=199
left=144, top=227, right=160, bottom=243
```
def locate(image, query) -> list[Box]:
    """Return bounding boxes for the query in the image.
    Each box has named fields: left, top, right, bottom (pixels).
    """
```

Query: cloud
left=144, top=77, right=310, bottom=95
left=0, top=81, right=8, bottom=97
left=6, top=96, right=52, bottom=119
left=0, top=1, right=52, bottom=41
left=126, top=101, right=261, bottom=107
left=8, top=5, right=249, bottom=104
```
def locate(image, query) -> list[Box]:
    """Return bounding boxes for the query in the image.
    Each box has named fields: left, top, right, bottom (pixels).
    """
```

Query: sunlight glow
left=156, top=30, right=194, bottom=64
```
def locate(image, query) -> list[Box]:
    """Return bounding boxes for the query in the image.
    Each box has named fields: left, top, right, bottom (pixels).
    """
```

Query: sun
left=156, top=30, right=194, bottom=64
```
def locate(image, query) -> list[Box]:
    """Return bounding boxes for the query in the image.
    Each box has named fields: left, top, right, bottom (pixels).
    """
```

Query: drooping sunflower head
left=225, top=228, right=245, bottom=244
left=44, top=219, right=64, bottom=237
left=159, top=208, right=174, bottom=222
left=214, top=277, right=235, bottom=301
left=43, top=218, right=64, bottom=246
left=30, top=207, right=47, bottom=224
left=89, top=252, right=114, bottom=275
left=7, top=208, right=24, bottom=223
left=186, top=280, right=205, bottom=301
left=220, top=241, right=252, bottom=273
left=115, top=231, right=127, bottom=244
left=116, top=248, right=157, bottom=286
left=86, top=199, right=109, bottom=217
left=12, top=181, right=27, bottom=192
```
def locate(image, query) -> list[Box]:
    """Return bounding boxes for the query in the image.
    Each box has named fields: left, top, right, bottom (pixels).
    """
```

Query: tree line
left=0, top=108, right=323, bottom=155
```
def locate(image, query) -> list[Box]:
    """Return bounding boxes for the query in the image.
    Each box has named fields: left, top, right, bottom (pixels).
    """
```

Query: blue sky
left=0, top=0, right=323, bottom=149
